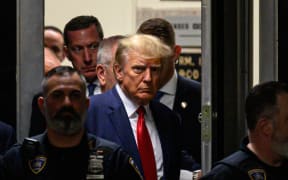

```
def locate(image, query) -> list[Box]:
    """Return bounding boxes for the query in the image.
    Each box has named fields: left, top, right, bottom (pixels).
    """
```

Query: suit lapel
left=174, top=76, right=188, bottom=113
left=150, top=102, right=170, bottom=177
left=107, top=88, right=144, bottom=174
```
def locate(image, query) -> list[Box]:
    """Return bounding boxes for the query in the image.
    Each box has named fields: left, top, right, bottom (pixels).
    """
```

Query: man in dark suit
left=64, top=15, right=103, bottom=96
left=29, top=15, right=104, bottom=136
left=137, top=18, right=202, bottom=173
left=0, top=121, right=16, bottom=156
left=86, top=34, right=182, bottom=179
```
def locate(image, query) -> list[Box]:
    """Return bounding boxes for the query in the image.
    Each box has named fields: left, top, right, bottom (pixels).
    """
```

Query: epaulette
left=21, top=137, right=40, bottom=160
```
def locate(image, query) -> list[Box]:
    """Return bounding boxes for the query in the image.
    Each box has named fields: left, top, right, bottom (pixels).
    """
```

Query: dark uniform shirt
left=0, top=132, right=142, bottom=180
left=200, top=137, right=288, bottom=180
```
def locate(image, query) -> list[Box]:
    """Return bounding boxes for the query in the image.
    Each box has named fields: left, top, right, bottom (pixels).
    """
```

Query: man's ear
left=173, top=45, right=182, bottom=62
left=37, top=96, right=45, bottom=115
left=257, top=118, right=273, bottom=136
left=96, top=64, right=106, bottom=87
left=113, top=63, right=123, bottom=82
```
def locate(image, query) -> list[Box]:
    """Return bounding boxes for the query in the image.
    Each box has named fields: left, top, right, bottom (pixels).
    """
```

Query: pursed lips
left=81, top=66, right=96, bottom=72
left=138, top=88, right=153, bottom=94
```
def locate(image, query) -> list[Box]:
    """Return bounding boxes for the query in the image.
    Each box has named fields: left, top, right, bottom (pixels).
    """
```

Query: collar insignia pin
left=181, top=101, right=188, bottom=109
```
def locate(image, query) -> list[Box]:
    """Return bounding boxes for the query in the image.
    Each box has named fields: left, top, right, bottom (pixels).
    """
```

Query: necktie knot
left=136, top=106, right=145, bottom=116
left=88, top=83, right=96, bottom=96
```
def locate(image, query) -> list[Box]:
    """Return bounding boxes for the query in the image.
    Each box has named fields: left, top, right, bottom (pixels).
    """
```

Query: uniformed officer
left=0, top=66, right=142, bottom=180
left=200, top=81, right=288, bottom=180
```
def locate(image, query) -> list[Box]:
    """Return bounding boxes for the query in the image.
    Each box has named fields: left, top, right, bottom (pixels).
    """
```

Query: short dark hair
left=137, top=18, right=175, bottom=48
left=245, top=81, right=288, bottom=130
left=63, top=15, right=104, bottom=45
left=42, top=66, right=86, bottom=96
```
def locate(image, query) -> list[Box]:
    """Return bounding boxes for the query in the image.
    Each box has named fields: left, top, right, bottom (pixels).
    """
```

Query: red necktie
left=136, top=106, right=157, bottom=180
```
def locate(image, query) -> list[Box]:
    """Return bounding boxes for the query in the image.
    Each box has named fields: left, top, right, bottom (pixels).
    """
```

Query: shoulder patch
left=248, top=169, right=266, bottom=180
left=28, top=155, right=47, bottom=174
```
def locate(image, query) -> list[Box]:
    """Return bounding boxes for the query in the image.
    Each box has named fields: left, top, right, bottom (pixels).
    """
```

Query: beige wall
left=45, top=0, right=201, bottom=37
left=45, top=0, right=201, bottom=72
left=45, top=0, right=137, bottom=37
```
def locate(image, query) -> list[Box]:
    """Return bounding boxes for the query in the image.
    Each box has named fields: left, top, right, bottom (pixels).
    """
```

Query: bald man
left=44, top=26, right=65, bottom=62
left=44, top=47, right=61, bottom=74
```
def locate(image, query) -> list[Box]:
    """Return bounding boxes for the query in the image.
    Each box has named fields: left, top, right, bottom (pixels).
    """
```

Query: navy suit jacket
left=0, top=121, right=16, bottom=156
left=86, top=87, right=181, bottom=180
left=173, top=76, right=201, bottom=166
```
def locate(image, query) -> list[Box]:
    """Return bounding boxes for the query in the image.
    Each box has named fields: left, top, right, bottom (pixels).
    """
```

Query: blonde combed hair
left=115, top=34, right=172, bottom=65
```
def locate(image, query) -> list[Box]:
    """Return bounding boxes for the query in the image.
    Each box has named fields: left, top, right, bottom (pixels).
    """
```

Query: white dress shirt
left=85, top=79, right=101, bottom=97
left=116, top=84, right=164, bottom=179
left=158, top=70, right=178, bottom=109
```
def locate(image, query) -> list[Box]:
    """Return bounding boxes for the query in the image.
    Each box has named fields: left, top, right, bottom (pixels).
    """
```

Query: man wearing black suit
left=29, top=16, right=104, bottom=136
left=0, top=121, right=16, bottom=156
left=86, top=34, right=182, bottom=179
left=137, top=18, right=202, bottom=174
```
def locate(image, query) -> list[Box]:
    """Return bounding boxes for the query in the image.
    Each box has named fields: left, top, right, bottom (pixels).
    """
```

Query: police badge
left=28, top=155, right=47, bottom=174
left=248, top=169, right=266, bottom=180
left=86, top=150, right=104, bottom=180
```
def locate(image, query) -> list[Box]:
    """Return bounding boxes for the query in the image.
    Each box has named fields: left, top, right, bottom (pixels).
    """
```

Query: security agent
left=0, top=66, right=142, bottom=180
left=137, top=18, right=201, bottom=172
left=200, top=81, right=288, bottom=180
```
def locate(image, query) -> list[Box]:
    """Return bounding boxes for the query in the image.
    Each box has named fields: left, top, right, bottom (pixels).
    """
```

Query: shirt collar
left=85, top=79, right=100, bottom=87
left=159, top=70, right=178, bottom=95
left=116, top=84, right=149, bottom=117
